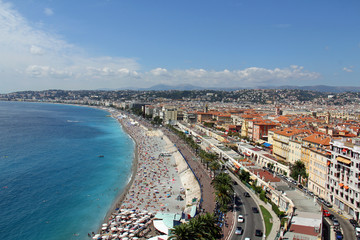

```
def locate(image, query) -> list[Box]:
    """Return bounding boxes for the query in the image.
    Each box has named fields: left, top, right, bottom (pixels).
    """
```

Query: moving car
left=333, top=218, right=340, bottom=227
left=255, top=229, right=263, bottom=237
left=244, top=192, right=250, bottom=197
left=235, top=226, right=243, bottom=235
left=237, top=215, right=244, bottom=223
left=252, top=207, right=259, bottom=213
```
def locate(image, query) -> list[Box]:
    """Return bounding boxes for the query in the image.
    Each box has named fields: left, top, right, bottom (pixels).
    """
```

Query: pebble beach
left=92, top=110, right=201, bottom=239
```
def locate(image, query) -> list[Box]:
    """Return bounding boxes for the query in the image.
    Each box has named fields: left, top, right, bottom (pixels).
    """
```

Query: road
left=230, top=182, right=264, bottom=240
left=323, top=206, right=355, bottom=240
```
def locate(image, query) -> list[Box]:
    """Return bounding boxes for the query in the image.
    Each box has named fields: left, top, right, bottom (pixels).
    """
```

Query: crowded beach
left=91, top=110, right=201, bottom=239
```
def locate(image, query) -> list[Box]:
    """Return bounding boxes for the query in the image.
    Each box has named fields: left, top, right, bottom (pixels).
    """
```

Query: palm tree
left=211, top=173, right=234, bottom=213
left=209, top=161, right=221, bottom=177
left=169, top=213, right=222, bottom=240
left=197, top=213, right=222, bottom=239
left=168, top=223, right=195, bottom=240
left=211, top=173, right=233, bottom=190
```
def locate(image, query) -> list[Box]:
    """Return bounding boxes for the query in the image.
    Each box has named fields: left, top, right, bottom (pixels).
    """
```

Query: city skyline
left=0, top=0, right=359, bottom=93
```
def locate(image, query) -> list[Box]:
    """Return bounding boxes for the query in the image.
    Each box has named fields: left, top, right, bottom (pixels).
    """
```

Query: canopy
left=336, top=156, right=351, bottom=165
left=263, top=142, right=272, bottom=147
left=153, top=220, right=169, bottom=234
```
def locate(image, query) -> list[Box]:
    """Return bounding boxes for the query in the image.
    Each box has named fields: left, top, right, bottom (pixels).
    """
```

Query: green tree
left=168, top=222, right=196, bottom=240
left=169, top=213, right=221, bottom=240
left=239, top=169, right=251, bottom=183
left=211, top=173, right=234, bottom=213
left=290, top=160, right=307, bottom=182
left=209, top=161, right=221, bottom=176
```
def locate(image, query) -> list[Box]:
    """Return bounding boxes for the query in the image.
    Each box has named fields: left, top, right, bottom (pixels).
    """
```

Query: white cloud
left=0, top=1, right=322, bottom=92
left=343, top=66, right=354, bottom=72
left=44, top=8, right=53, bottom=16
left=30, top=45, right=44, bottom=55
left=150, top=68, right=168, bottom=76
left=141, top=66, right=320, bottom=88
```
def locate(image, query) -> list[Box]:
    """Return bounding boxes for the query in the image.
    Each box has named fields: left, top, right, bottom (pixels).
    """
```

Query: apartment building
left=327, top=138, right=360, bottom=221
left=301, top=134, right=331, bottom=171
left=288, top=136, right=303, bottom=165
left=271, top=128, right=305, bottom=162
left=308, top=147, right=331, bottom=199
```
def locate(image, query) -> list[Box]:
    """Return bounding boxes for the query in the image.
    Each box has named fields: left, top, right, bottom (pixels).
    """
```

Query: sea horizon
left=0, top=101, right=134, bottom=240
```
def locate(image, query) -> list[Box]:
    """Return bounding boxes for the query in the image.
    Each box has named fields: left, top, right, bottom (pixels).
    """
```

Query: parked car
left=255, top=229, right=263, bottom=237
left=349, top=219, right=358, bottom=227
left=335, top=230, right=343, bottom=240
left=355, top=227, right=360, bottom=237
left=252, top=207, right=259, bottom=213
left=324, top=201, right=333, bottom=208
left=333, top=218, right=340, bottom=227
left=235, top=226, right=243, bottom=235
left=323, top=210, right=330, bottom=217
left=237, top=215, right=244, bottom=223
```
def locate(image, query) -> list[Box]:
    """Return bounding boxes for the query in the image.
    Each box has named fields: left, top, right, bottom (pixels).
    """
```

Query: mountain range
left=114, top=84, right=360, bottom=93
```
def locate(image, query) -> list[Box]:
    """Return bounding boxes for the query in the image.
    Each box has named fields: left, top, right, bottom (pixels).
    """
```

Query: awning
left=344, top=185, right=349, bottom=190
left=190, top=205, right=197, bottom=218
left=153, top=220, right=169, bottom=234
left=339, top=183, right=344, bottom=188
left=336, top=156, right=351, bottom=165
left=263, top=142, right=272, bottom=147
left=327, top=161, right=331, bottom=166
left=342, top=149, right=347, bottom=152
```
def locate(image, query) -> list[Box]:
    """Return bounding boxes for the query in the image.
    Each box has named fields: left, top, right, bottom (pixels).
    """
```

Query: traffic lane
left=323, top=206, right=356, bottom=240
left=231, top=184, right=264, bottom=240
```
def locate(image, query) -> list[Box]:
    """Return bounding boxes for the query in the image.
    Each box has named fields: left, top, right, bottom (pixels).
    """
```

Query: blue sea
left=0, top=101, right=134, bottom=240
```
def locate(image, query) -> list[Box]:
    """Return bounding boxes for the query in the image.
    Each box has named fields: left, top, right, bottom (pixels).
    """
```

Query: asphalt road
left=323, top=206, right=355, bottom=240
left=230, top=183, right=264, bottom=240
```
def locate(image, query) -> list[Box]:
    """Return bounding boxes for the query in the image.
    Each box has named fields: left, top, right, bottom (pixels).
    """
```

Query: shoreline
left=98, top=113, right=140, bottom=232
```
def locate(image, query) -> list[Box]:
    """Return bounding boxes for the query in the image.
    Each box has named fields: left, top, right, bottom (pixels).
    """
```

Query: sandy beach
left=93, top=110, right=201, bottom=239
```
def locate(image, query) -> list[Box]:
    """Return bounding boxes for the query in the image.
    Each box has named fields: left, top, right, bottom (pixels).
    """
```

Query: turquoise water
left=0, top=101, right=134, bottom=240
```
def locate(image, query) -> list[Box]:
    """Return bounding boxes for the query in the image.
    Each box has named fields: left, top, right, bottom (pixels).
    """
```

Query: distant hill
left=140, top=84, right=204, bottom=91
left=258, top=85, right=360, bottom=93
left=110, top=84, right=360, bottom=93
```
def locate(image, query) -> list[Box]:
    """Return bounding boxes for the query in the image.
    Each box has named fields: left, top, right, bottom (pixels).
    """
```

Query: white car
left=244, top=238, right=251, bottom=240
left=235, top=226, right=243, bottom=235
left=356, top=227, right=360, bottom=236
left=237, top=215, right=244, bottom=223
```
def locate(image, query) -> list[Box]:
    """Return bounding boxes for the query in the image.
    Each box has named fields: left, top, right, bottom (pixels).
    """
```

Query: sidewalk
left=230, top=172, right=281, bottom=240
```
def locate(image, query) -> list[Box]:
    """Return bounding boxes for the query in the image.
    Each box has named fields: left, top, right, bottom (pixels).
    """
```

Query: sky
left=0, top=0, right=359, bottom=93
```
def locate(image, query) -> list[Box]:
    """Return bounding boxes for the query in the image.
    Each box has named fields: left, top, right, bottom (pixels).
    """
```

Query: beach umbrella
left=117, top=227, right=123, bottom=232
left=102, top=223, right=108, bottom=227
left=101, top=227, right=107, bottom=231
left=111, top=227, right=117, bottom=231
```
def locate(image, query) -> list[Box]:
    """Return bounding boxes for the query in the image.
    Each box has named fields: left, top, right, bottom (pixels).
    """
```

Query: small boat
left=98, top=155, right=104, bottom=158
